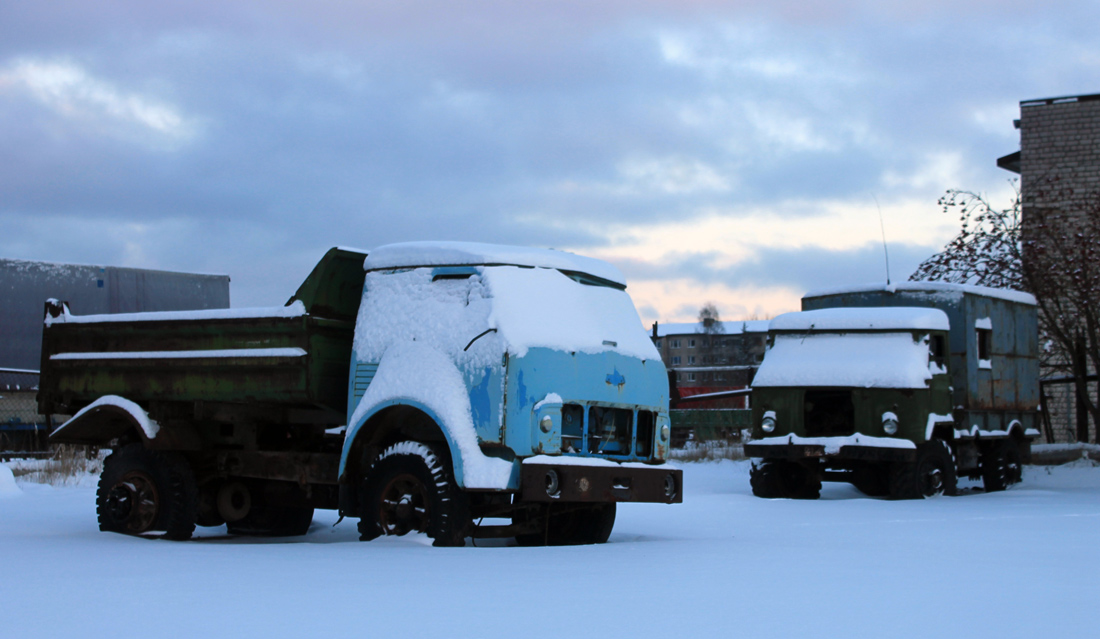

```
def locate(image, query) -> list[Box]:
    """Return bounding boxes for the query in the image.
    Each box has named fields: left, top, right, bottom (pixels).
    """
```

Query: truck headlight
left=540, top=415, right=553, bottom=433
left=882, top=413, right=899, bottom=435
left=659, top=424, right=670, bottom=442
left=761, top=414, right=777, bottom=434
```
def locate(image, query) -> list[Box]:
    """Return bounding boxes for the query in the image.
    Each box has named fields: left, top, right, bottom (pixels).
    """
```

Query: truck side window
left=977, top=329, right=991, bottom=360
left=930, top=334, right=946, bottom=367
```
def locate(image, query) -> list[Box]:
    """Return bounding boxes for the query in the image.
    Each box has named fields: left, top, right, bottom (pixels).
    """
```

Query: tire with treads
left=96, top=443, right=198, bottom=540
left=981, top=438, right=1023, bottom=492
left=889, top=439, right=957, bottom=499
left=750, top=460, right=821, bottom=499
left=358, top=441, right=469, bottom=547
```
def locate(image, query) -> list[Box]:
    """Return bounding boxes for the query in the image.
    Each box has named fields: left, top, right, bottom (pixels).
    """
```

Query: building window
left=654, top=339, right=662, bottom=348
left=671, top=339, right=680, bottom=349
left=688, top=373, right=696, bottom=382
left=688, top=356, right=696, bottom=365
left=671, top=356, right=681, bottom=365
left=688, top=339, right=696, bottom=348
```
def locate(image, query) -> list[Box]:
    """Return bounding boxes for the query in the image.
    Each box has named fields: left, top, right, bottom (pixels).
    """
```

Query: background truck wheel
left=889, top=439, right=957, bottom=499
left=358, top=441, right=469, bottom=547
left=850, top=465, right=891, bottom=497
left=514, top=503, right=617, bottom=546
left=96, top=443, right=198, bottom=540
left=981, top=438, right=1023, bottom=492
left=750, top=460, right=821, bottom=499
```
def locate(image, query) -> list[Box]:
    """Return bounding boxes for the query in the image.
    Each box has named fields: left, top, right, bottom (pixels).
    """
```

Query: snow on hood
left=770, top=307, right=950, bottom=332
left=753, top=332, right=936, bottom=389
left=804, top=281, right=1037, bottom=306
left=363, top=241, right=626, bottom=287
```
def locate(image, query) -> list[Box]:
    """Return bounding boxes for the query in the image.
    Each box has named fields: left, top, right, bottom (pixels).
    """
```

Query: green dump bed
left=38, top=248, right=367, bottom=421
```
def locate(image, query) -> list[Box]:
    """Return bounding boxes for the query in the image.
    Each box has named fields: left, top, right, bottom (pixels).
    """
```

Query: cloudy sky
left=2, top=1, right=1097, bottom=323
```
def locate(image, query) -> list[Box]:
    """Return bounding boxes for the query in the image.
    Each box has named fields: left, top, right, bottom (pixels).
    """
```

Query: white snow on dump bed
left=753, top=332, right=936, bottom=389
left=363, top=241, right=626, bottom=287
left=45, top=300, right=307, bottom=326
left=769, top=307, right=950, bottom=332
left=805, top=281, right=1037, bottom=305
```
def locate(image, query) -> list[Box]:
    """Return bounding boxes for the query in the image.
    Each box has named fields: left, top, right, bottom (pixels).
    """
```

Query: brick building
left=650, top=319, right=769, bottom=408
left=998, top=92, right=1100, bottom=442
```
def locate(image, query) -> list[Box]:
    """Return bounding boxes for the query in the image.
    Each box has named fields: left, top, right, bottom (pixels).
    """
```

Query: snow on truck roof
left=363, top=242, right=626, bottom=287
left=770, top=307, right=951, bottom=332
left=804, top=281, right=1037, bottom=306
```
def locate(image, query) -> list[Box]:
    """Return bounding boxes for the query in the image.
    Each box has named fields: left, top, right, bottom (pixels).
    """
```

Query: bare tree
left=912, top=183, right=1100, bottom=442
left=697, top=303, right=725, bottom=367
left=910, top=186, right=1023, bottom=290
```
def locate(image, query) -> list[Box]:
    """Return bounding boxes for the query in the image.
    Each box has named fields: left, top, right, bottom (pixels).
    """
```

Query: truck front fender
left=340, top=342, right=516, bottom=490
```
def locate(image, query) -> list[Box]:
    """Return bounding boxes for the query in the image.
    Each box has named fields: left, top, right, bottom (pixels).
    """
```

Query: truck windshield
left=482, top=266, right=658, bottom=361
left=752, top=332, right=935, bottom=389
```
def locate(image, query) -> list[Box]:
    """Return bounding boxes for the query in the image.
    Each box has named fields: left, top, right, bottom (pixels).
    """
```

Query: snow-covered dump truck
left=41, top=243, right=681, bottom=545
left=744, top=282, right=1040, bottom=499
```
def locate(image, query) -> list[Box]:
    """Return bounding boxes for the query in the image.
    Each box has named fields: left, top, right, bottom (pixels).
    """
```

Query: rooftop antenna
left=873, top=194, right=891, bottom=285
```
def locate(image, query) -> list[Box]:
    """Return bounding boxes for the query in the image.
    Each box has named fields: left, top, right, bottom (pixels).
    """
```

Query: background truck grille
left=804, top=390, right=855, bottom=437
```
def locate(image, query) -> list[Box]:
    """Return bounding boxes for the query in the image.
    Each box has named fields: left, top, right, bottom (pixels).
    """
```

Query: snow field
left=2, top=460, right=1098, bottom=638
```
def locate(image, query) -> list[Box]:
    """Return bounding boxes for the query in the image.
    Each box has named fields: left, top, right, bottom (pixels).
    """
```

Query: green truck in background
left=745, top=282, right=1041, bottom=500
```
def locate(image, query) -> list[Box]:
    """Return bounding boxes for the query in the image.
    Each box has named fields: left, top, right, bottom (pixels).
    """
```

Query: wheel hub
left=378, top=473, right=430, bottom=536
left=107, top=471, right=159, bottom=533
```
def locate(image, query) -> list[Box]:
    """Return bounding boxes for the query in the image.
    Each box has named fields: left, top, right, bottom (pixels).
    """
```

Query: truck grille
left=804, top=390, right=854, bottom=437
left=560, top=403, right=657, bottom=460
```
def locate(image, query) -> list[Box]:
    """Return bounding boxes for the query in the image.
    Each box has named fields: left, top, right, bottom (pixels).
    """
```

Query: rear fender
left=48, top=395, right=199, bottom=451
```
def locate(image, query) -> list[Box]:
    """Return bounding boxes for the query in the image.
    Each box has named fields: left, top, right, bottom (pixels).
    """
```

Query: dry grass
left=669, top=440, right=746, bottom=462
left=10, top=445, right=103, bottom=485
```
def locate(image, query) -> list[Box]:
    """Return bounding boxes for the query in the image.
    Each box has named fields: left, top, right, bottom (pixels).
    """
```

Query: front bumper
left=744, top=443, right=916, bottom=463
left=520, top=459, right=682, bottom=504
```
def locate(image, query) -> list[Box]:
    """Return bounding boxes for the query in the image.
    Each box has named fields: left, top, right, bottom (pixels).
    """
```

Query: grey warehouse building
left=2, top=258, right=231, bottom=371
left=1, top=258, right=230, bottom=451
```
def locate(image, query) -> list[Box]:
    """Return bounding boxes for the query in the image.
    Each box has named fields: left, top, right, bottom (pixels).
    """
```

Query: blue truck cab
left=338, top=242, right=681, bottom=545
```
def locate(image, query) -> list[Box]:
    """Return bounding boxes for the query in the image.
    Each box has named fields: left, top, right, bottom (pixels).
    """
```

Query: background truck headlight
left=882, top=412, right=899, bottom=435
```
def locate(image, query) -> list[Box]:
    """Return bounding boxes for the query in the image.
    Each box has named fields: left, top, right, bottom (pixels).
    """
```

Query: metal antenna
left=873, top=194, right=891, bottom=285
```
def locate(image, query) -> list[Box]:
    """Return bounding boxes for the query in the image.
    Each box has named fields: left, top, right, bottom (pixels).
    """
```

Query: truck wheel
left=850, top=466, right=891, bottom=497
left=227, top=504, right=315, bottom=537
left=750, top=460, right=821, bottom=499
left=515, top=503, right=617, bottom=546
left=981, top=438, right=1023, bottom=492
left=358, top=441, right=469, bottom=547
left=889, top=440, right=957, bottom=499
left=97, top=443, right=198, bottom=540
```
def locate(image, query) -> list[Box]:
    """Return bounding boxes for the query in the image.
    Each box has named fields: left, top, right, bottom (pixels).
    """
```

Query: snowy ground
left=3, top=459, right=1099, bottom=639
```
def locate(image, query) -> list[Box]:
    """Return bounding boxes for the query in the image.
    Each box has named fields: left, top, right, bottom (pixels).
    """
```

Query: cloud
left=0, top=58, right=197, bottom=146
left=0, top=0, right=1097, bottom=321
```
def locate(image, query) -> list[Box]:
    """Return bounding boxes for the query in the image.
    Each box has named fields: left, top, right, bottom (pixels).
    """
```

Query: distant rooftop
left=1020, top=92, right=1100, bottom=108
left=652, top=320, right=770, bottom=338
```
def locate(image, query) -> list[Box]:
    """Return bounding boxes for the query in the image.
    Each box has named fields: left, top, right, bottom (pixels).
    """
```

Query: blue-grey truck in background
left=42, top=243, right=681, bottom=545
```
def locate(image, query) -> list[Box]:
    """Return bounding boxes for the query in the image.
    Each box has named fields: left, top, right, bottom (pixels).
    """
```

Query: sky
left=2, top=1, right=1097, bottom=324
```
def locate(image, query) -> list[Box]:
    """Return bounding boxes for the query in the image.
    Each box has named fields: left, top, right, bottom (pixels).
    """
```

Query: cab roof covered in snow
left=363, top=242, right=626, bottom=288
left=770, top=307, right=951, bottom=332
left=804, top=281, right=1036, bottom=306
